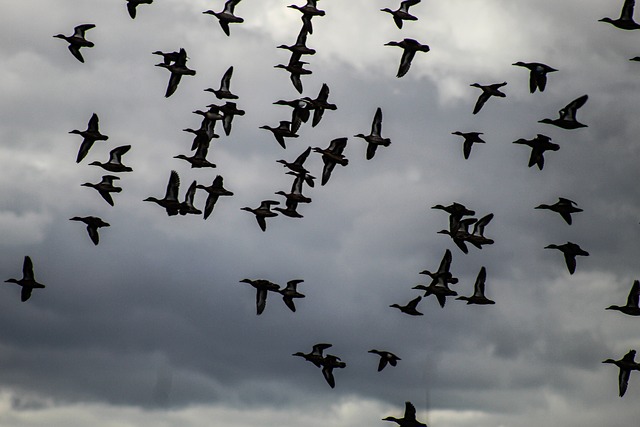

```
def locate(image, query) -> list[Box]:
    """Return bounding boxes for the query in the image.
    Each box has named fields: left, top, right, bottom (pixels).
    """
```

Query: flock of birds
left=5, top=0, right=640, bottom=423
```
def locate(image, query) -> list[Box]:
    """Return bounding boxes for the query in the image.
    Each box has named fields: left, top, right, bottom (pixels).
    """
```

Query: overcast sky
left=2, top=0, right=640, bottom=426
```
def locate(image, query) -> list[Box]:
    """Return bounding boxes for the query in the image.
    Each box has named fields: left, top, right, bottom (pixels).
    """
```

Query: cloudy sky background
left=1, top=0, right=640, bottom=426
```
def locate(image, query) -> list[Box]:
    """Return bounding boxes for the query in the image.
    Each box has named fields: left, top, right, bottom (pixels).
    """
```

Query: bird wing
left=397, top=49, right=416, bottom=78
left=290, top=72, right=303, bottom=94
left=473, top=92, right=490, bottom=114
left=98, top=190, right=115, bottom=206
left=23, top=256, right=34, bottom=280
left=282, top=296, right=297, bottom=312
left=437, top=249, right=453, bottom=274
left=321, top=159, right=337, bottom=186
left=127, top=1, right=138, bottom=19
left=74, top=24, right=96, bottom=37
left=474, top=267, right=487, bottom=297
left=165, top=71, right=182, bottom=97
left=372, top=107, right=383, bottom=136
left=621, top=0, right=636, bottom=20
left=203, top=194, right=220, bottom=220
left=377, top=357, right=388, bottom=372
left=76, top=139, right=94, bottom=163
left=564, top=253, right=577, bottom=274
left=619, top=367, right=631, bottom=396
left=559, top=95, right=588, bottom=121
left=21, top=286, right=33, bottom=302
left=165, top=170, right=180, bottom=201
left=109, top=145, right=131, bottom=163
left=87, top=224, right=100, bottom=245
left=322, top=366, right=336, bottom=388
left=558, top=210, right=573, bottom=225
left=220, top=66, right=233, bottom=90
left=404, top=402, right=417, bottom=420
left=627, top=280, right=640, bottom=307
left=366, top=142, right=378, bottom=160
left=328, top=137, right=348, bottom=155
left=256, top=288, right=267, bottom=315
left=68, top=44, right=85, bottom=63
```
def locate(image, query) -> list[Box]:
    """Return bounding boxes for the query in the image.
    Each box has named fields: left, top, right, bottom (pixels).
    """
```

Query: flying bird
left=293, top=343, right=333, bottom=367
left=512, top=61, right=558, bottom=93
left=69, top=216, right=110, bottom=245
left=274, top=60, right=312, bottom=94
left=70, top=113, right=109, bottom=163
left=320, top=354, right=346, bottom=388
left=203, top=0, right=244, bottom=36
left=260, top=121, right=299, bottom=149
left=144, top=170, right=181, bottom=216
left=312, top=137, right=349, bottom=186
left=456, top=266, right=495, bottom=305
left=179, top=181, right=202, bottom=216
left=599, top=0, right=640, bottom=30
left=382, top=401, right=427, bottom=427
left=53, top=24, right=95, bottom=63
left=239, top=279, right=280, bottom=315
left=89, top=145, right=132, bottom=173
left=385, top=38, right=430, bottom=78
left=241, top=200, right=280, bottom=231
left=276, top=147, right=316, bottom=187
left=390, top=295, right=423, bottom=315
left=380, top=0, right=421, bottom=29
left=195, top=175, right=234, bottom=220
left=81, top=175, right=122, bottom=206
left=451, top=131, right=485, bottom=159
left=204, top=66, right=238, bottom=100
left=368, top=350, right=401, bottom=372
left=155, top=48, right=195, bottom=98
left=544, top=242, right=589, bottom=274
left=308, top=83, right=337, bottom=127
left=5, top=256, right=45, bottom=302
left=512, top=134, right=559, bottom=170
left=539, top=94, right=588, bottom=129
left=602, top=349, right=640, bottom=397
left=535, top=197, right=582, bottom=225
left=354, top=107, right=391, bottom=160
left=288, top=0, right=325, bottom=35
left=470, top=81, right=507, bottom=114
left=606, top=280, right=640, bottom=316
left=126, top=0, right=153, bottom=19
left=278, top=279, right=306, bottom=312
left=174, top=140, right=216, bottom=168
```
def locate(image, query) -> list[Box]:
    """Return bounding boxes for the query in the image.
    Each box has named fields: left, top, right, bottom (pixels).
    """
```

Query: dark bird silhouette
left=5, top=256, right=45, bottom=302
left=241, top=200, right=280, bottom=231
left=174, top=140, right=216, bottom=168
left=155, top=48, right=195, bottom=98
left=276, top=172, right=312, bottom=204
left=203, top=0, right=244, bottom=36
left=512, top=61, right=557, bottom=93
left=81, top=175, right=121, bottom=206
left=544, top=242, right=589, bottom=274
left=277, top=25, right=316, bottom=57
left=466, top=213, right=495, bottom=250
left=381, top=0, right=421, bottom=29
left=152, top=49, right=181, bottom=65
left=368, top=349, right=401, bottom=372
left=196, top=175, right=234, bottom=220
left=204, top=66, right=238, bottom=100
left=53, top=24, right=95, bottom=63
left=312, top=137, right=349, bottom=186
left=260, top=121, right=299, bottom=149
left=599, top=0, right=640, bottom=30
left=602, top=349, right=640, bottom=397
left=456, top=266, right=495, bottom=305
left=277, top=147, right=316, bottom=187
left=431, top=202, right=475, bottom=220
left=451, top=131, right=485, bottom=159
left=89, top=145, right=132, bottom=173
left=539, top=95, right=588, bottom=129
left=288, top=0, right=325, bottom=34
left=419, top=249, right=459, bottom=286
left=179, top=181, right=202, bottom=216
left=219, top=101, right=245, bottom=135
left=413, top=249, right=459, bottom=307
left=293, top=343, right=332, bottom=367
left=606, top=280, right=640, bottom=316
left=320, top=354, right=346, bottom=388
left=273, top=198, right=304, bottom=218
left=239, top=279, right=280, bottom=315
left=309, top=83, right=337, bottom=127
left=385, top=38, right=430, bottom=78
left=382, top=402, right=428, bottom=427
left=273, top=97, right=313, bottom=134
left=69, top=216, right=110, bottom=245
left=70, top=113, right=109, bottom=163
left=512, top=134, right=559, bottom=170
left=390, top=296, right=423, bottom=315
left=274, top=60, right=312, bottom=93
left=470, top=82, right=507, bottom=114
left=535, top=197, right=582, bottom=225
left=354, top=107, right=391, bottom=160
left=278, top=279, right=306, bottom=312
left=126, top=0, right=153, bottom=19
left=144, top=170, right=181, bottom=216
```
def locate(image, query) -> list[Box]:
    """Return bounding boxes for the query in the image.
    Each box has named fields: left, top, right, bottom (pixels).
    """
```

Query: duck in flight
left=89, top=145, right=132, bottom=173
left=144, top=170, right=181, bottom=216
left=54, top=24, right=95, bottom=63
left=71, top=113, right=109, bottom=163
left=606, top=280, right=640, bottom=316
left=470, top=82, right=507, bottom=114
left=385, top=38, right=430, bottom=78
left=274, top=59, right=312, bottom=94
left=308, top=83, right=337, bottom=127
left=512, top=61, right=557, bottom=93
left=355, top=107, right=391, bottom=160
left=512, top=134, right=559, bottom=170
left=368, top=350, right=401, bottom=372
left=451, top=131, right=485, bottom=159
left=599, top=0, right=640, bottom=30
left=313, top=137, right=349, bottom=186
left=278, top=25, right=316, bottom=57
left=382, top=401, right=427, bottom=427
left=204, top=66, right=238, bottom=100
left=126, top=0, right=153, bottom=19
left=293, top=343, right=332, bottom=367
left=155, top=48, right=195, bottom=98
left=535, top=197, right=582, bottom=225
left=544, top=241, right=589, bottom=274
left=277, top=147, right=316, bottom=187
left=81, top=175, right=122, bottom=206
left=539, top=95, right=588, bottom=129
left=320, top=354, right=346, bottom=388
left=196, top=175, right=234, bottom=220
left=69, top=216, right=110, bottom=245
left=174, top=140, right=216, bottom=169
left=241, top=200, right=280, bottom=231
left=602, top=349, right=640, bottom=397
left=456, top=267, right=495, bottom=305
left=260, top=121, right=299, bottom=149
left=390, top=295, right=423, bottom=315
left=381, top=0, right=421, bottom=29
left=5, top=256, right=45, bottom=302
left=288, top=0, right=325, bottom=35
left=179, top=181, right=202, bottom=216
left=203, top=0, right=244, bottom=36
left=239, top=279, right=280, bottom=315
left=278, top=279, right=306, bottom=312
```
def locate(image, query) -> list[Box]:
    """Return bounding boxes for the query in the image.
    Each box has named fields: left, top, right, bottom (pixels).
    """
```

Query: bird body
left=144, top=170, right=181, bottom=216
left=390, top=296, right=423, bottom=315
left=512, top=61, right=557, bottom=93
left=385, top=38, right=430, bottom=78
left=89, top=145, right=132, bottom=172
left=606, top=280, right=640, bottom=316
left=599, top=0, right=640, bottom=29
left=470, top=82, right=507, bottom=114
left=369, top=349, right=401, bottom=371
left=81, top=175, right=121, bottom=206
left=239, top=278, right=280, bottom=315
left=535, top=197, right=582, bottom=224
left=71, top=113, right=108, bottom=163
left=456, top=266, right=495, bottom=305
left=451, top=131, right=484, bottom=159
left=512, top=134, right=559, bottom=170
left=69, top=216, right=110, bottom=245
left=313, top=137, right=349, bottom=185
left=602, top=349, right=640, bottom=396
left=5, top=256, right=45, bottom=302
left=545, top=241, right=589, bottom=274
left=241, top=200, right=280, bottom=231
left=54, top=24, right=95, bottom=63
left=203, top=0, right=244, bottom=36
left=539, top=95, right=588, bottom=129
left=383, top=402, right=428, bottom=427
left=381, top=0, right=421, bottom=29
left=196, top=176, right=234, bottom=220
left=354, top=107, right=391, bottom=160
left=205, top=66, right=238, bottom=99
